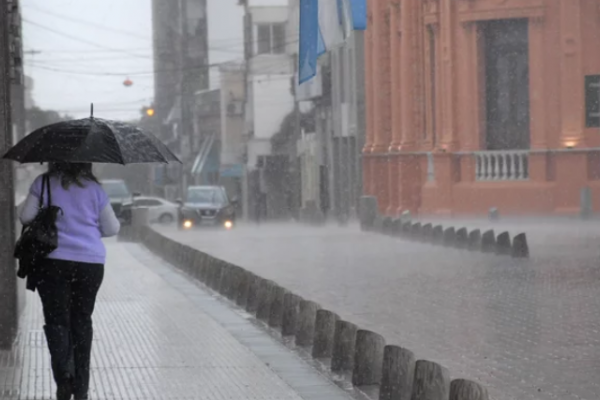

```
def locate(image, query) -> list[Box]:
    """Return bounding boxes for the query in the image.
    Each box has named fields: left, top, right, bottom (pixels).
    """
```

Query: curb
left=138, top=226, right=491, bottom=400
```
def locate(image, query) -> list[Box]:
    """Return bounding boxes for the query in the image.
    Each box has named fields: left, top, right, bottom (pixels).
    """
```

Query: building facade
left=364, top=0, right=600, bottom=216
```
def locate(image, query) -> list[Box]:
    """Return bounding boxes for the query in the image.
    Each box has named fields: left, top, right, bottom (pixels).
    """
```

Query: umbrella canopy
left=3, top=117, right=181, bottom=165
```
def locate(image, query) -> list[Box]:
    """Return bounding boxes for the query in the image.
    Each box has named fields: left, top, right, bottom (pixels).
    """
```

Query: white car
left=132, top=196, right=179, bottom=225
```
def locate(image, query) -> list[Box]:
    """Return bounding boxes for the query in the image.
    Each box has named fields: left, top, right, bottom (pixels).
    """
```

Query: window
left=101, top=180, right=130, bottom=199
left=186, top=188, right=226, bottom=204
left=272, top=24, right=286, bottom=53
left=257, top=24, right=271, bottom=54
left=256, top=23, right=286, bottom=55
left=585, top=75, right=600, bottom=128
left=134, top=199, right=162, bottom=207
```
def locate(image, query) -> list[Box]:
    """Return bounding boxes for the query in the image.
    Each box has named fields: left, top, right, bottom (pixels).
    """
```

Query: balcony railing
left=475, top=150, right=529, bottom=181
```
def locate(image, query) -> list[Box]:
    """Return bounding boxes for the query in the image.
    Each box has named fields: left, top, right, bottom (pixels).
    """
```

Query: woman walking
left=20, top=162, right=120, bottom=400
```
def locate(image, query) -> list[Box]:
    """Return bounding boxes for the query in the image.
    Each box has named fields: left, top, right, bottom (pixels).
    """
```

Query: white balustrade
left=475, top=151, right=529, bottom=181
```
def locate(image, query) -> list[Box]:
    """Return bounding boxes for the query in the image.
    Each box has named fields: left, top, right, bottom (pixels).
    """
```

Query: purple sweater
left=24, top=174, right=113, bottom=264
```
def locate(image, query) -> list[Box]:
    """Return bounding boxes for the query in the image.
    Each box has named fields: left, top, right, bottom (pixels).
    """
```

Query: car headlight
left=183, top=220, right=193, bottom=229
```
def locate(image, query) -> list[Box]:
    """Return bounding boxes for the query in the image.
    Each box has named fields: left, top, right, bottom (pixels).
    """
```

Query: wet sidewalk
left=0, top=241, right=352, bottom=400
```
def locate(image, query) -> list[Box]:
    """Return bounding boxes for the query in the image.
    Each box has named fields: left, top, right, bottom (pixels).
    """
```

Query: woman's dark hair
left=48, top=162, right=99, bottom=189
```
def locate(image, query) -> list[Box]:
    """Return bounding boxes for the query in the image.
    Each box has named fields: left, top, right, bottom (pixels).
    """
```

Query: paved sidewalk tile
left=0, top=240, right=352, bottom=400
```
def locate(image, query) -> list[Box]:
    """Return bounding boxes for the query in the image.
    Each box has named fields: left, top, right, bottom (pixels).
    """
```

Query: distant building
left=23, top=75, right=34, bottom=110
left=191, top=88, right=221, bottom=185
left=218, top=62, right=245, bottom=206
left=151, top=0, right=209, bottom=198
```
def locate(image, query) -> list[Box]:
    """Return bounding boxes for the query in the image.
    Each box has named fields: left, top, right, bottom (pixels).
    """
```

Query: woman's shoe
left=56, top=381, right=72, bottom=400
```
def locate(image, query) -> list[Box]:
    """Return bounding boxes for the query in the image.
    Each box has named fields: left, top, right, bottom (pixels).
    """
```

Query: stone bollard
left=374, top=216, right=385, bottom=233
left=421, top=223, right=433, bottom=241
left=450, top=379, right=489, bottom=400
left=581, top=186, right=593, bottom=220
left=468, top=229, right=481, bottom=251
left=268, top=286, right=288, bottom=329
left=295, top=300, right=320, bottom=347
left=455, top=228, right=468, bottom=249
left=199, top=254, right=211, bottom=283
left=256, top=280, right=276, bottom=322
left=236, top=270, right=252, bottom=308
left=443, top=227, right=456, bottom=247
left=331, top=320, right=358, bottom=374
left=412, top=360, right=450, bottom=400
left=411, top=222, right=422, bottom=240
left=312, top=310, right=340, bottom=359
left=359, top=196, right=379, bottom=231
left=379, top=346, right=416, bottom=400
left=432, top=225, right=444, bottom=244
left=392, top=218, right=403, bottom=236
left=382, top=217, right=394, bottom=235
left=512, top=233, right=529, bottom=258
left=402, top=222, right=413, bottom=238
left=495, top=232, right=512, bottom=256
left=210, top=262, right=223, bottom=290
left=191, top=252, right=204, bottom=280
left=481, top=230, right=496, bottom=253
left=352, top=330, right=385, bottom=387
left=224, top=265, right=241, bottom=300
left=282, top=293, right=302, bottom=337
left=218, top=261, right=232, bottom=295
left=246, top=275, right=262, bottom=313
left=401, top=210, right=411, bottom=222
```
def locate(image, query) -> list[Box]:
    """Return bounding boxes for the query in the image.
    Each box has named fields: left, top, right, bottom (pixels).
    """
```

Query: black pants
left=36, top=259, right=104, bottom=398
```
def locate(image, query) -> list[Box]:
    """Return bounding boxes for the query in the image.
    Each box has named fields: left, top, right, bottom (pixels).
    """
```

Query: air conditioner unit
left=227, top=101, right=243, bottom=116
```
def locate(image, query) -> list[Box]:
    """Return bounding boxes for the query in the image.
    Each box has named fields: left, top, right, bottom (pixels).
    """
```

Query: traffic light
left=146, top=108, right=155, bottom=117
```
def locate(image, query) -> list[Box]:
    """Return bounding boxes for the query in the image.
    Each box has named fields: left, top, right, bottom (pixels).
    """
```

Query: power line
left=23, top=4, right=151, bottom=41
left=25, top=43, right=299, bottom=78
left=22, top=18, right=151, bottom=59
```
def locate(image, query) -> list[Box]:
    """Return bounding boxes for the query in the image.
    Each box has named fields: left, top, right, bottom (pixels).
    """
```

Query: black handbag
left=15, top=174, right=62, bottom=279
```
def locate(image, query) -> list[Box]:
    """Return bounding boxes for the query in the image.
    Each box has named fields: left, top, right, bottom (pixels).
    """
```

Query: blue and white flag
left=298, top=0, right=319, bottom=84
left=316, top=0, right=352, bottom=57
left=348, top=0, right=367, bottom=30
left=298, top=0, right=354, bottom=84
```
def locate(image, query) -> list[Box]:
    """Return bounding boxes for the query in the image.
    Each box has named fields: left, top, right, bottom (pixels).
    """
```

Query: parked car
left=100, top=179, right=134, bottom=225
left=178, top=185, right=238, bottom=230
left=133, top=196, right=178, bottom=225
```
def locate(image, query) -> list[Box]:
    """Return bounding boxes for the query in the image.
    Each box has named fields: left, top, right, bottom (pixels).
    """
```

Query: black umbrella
left=3, top=107, right=181, bottom=164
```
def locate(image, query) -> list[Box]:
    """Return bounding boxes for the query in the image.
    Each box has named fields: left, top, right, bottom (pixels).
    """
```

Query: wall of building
left=363, top=0, right=600, bottom=217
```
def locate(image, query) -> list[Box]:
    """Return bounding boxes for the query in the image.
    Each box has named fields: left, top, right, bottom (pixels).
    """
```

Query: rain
left=0, top=1, right=599, bottom=400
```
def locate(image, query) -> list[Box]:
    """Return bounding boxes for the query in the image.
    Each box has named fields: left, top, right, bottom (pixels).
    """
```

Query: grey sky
left=21, top=0, right=243, bottom=122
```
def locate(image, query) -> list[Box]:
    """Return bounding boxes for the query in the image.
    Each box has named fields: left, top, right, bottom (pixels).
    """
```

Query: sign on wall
left=585, top=75, right=600, bottom=128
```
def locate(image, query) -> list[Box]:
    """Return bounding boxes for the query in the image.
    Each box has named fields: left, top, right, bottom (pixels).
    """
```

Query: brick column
left=396, top=0, right=422, bottom=214
left=439, top=0, right=457, bottom=150
left=528, top=17, right=549, bottom=182
left=362, top=4, right=375, bottom=195
left=386, top=1, right=401, bottom=214
left=555, top=1, right=587, bottom=214
left=558, top=0, right=584, bottom=147
left=371, top=0, right=392, bottom=213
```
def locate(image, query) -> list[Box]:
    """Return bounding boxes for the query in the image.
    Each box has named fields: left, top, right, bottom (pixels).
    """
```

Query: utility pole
left=241, top=0, right=252, bottom=221
left=178, top=0, right=197, bottom=199
left=0, top=0, right=18, bottom=349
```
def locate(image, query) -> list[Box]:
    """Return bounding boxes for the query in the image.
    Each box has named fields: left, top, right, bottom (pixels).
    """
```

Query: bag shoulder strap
left=45, top=174, right=52, bottom=207
left=39, top=174, right=47, bottom=208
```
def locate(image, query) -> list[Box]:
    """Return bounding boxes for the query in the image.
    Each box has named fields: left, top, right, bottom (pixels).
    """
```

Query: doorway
left=483, top=19, right=530, bottom=150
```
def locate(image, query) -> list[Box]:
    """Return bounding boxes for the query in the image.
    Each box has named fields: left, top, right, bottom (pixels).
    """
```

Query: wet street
left=162, top=220, right=600, bottom=400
